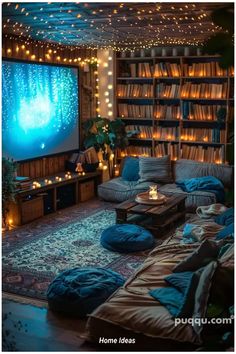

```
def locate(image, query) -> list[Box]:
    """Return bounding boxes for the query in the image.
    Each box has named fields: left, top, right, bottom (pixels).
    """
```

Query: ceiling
left=2, top=2, right=230, bottom=50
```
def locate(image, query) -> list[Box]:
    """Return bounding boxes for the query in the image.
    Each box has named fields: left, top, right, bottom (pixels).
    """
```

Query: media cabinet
left=8, top=171, right=102, bottom=226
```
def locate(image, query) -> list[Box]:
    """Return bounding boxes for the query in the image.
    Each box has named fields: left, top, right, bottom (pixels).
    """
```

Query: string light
left=2, top=2, right=224, bottom=51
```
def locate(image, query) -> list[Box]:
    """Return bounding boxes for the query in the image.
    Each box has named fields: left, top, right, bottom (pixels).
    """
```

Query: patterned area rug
left=2, top=208, right=157, bottom=301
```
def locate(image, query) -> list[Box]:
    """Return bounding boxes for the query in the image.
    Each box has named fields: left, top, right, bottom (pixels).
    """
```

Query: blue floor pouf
left=47, top=267, right=125, bottom=317
left=101, top=224, right=155, bottom=253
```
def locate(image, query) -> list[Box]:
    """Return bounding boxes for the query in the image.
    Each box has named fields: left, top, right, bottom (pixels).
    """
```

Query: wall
left=2, top=35, right=98, bottom=178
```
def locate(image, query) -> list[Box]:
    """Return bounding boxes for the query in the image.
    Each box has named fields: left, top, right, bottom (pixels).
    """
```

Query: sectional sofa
left=98, top=158, right=233, bottom=210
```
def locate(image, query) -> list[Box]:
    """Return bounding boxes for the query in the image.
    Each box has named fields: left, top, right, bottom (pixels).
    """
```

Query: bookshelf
left=115, top=53, right=234, bottom=165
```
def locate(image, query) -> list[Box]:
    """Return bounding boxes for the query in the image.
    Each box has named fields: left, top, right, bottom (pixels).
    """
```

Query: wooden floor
left=2, top=299, right=99, bottom=351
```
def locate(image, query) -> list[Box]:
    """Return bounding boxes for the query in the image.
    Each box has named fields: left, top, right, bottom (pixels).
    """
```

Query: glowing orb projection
left=2, top=61, right=79, bottom=161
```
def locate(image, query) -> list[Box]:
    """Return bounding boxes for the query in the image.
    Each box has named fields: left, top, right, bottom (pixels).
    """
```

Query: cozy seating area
left=2, top=2, right=234, bottom=353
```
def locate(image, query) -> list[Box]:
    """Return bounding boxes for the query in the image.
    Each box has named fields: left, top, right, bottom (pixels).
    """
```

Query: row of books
left=182, top=103, right=226, bottom=121
left=118, top=146, right=224, bottom=164
left=118, top=103, right=227, bottom=121
left=117, top=84, right=153, bottom=97
left=181, top=145, right=224, bottom=164
left=117, top=146, right=152, bottom=158
left=155, top=143, right=179, bottom=161
left=128, top=62, right=181, bottom=78
left=153, top=62, right=181, bottom=77
left=181, top=128, right=226, bottom=143
left=117, top=83, right=228, bottom=99
left=126, top=125, right=179, bottom=140
left=155, top=104, right=181, bottom=120
left=156, top=84, right=180, bottom=98
left=182, top=62, right=227, bottom=77
left=122, top=63, right=234, bottom=78
left=181, top=82, right=228, bottom=99
left=118, top=104, right=153, bottom=118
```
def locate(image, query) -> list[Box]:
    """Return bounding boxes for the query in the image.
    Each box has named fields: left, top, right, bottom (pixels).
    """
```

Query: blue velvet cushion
left=176, top=176, right=225, bottom=202
left=100, top=224, right=154, bottom=253
left=121, top=157, right=139, bottom=181
left=47, top=267, right=125, bottom=317
left=150, top=270, right=201, bottom=317
left=214, top=208, right=234, bottom=226
left=215, top=223, right=234, bottom=240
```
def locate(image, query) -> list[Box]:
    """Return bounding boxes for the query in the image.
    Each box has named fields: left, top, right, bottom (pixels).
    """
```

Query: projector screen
left=2, top=60, right=79, bottom=161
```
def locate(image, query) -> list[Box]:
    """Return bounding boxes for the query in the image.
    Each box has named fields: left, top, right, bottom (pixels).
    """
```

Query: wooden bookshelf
left=115, top=52, right=234, bottom=164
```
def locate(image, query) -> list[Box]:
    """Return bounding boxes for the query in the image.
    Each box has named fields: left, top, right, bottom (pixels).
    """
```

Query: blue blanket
left=176, top=176, right=225, bottom=202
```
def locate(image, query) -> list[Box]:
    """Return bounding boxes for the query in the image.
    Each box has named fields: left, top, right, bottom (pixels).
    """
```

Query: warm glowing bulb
left=108, top=111, right=113, bottom=116
left=108, top=71, right=112, bottom=75
left=105, top=91, right=109, bottom=96
left=26, top=50, right=30, bottom=55
left=8, top=219, right=13, bottom=225
left=108, top=85, right=113, bottom=90
left=21, top=44, right=25, bottom=49
left=56, top=56, right=60, bottom=60
left=108, top=103, right=112, bottom=107
left=108, top=56, right=112, bottom=61
left=105, top=98, right=109, bottom=103
left=103, top=62, right=108, bottom=67
left=31, top=54, right=36, bottom=60
left=7, top=48, right=12, bottom=53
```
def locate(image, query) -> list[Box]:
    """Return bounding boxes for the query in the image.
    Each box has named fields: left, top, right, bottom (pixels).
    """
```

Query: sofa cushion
left=121, top=156, right=139, bottom=181
left=47, top=267, right=125, bottom=317
left=159, top=183, right=217, bottom=210
left=139, top=155, right=173, bottom=184
left=173, top=239, right=219, bottom=273
left=173, top=159, right=233, bottom=188
left=101, top=224, right=155, bottom=253
left=98, top=177, right=154, bottom=202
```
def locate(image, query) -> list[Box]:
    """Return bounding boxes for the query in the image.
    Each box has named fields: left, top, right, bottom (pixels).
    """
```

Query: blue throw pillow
left=215, top=223, right=234, bottom=240
left=149, top=270, right=201, bottom=318
left=121, top=157, right=139, bottom=181
left=215, top=208, right=234, bottom=226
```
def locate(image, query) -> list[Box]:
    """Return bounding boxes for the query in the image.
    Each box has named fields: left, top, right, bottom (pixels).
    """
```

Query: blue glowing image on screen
left=2, top=61, right=79, bottom=161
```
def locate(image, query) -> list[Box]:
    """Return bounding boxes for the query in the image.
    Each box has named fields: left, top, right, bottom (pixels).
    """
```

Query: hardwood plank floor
left=2, top=299, right=98, bottom=351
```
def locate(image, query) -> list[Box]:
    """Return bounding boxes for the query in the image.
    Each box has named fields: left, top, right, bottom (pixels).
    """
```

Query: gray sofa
left=98, top=159, right=233, bottom=210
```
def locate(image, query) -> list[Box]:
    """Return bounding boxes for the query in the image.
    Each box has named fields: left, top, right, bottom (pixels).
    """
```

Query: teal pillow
left=121, top=157, right=139, bottom=181
left=215, top=223, right=234, bottom=240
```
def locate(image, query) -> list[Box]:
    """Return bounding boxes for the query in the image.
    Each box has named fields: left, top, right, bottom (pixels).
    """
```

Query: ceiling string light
left=2, top=2, right=226, bottom=51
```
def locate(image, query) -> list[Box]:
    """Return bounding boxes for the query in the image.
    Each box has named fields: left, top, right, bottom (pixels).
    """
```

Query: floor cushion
left=159, top=183, right=217, bottom=210
left=98, top=177, right=155, bottom=202
left=101, top=224, right=155, bottom=253
left=47, top=267, right=125, bottom=317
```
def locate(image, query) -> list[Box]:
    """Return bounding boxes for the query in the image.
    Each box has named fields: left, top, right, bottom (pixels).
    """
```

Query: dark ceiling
left=2, top=2, right=230, bottom=50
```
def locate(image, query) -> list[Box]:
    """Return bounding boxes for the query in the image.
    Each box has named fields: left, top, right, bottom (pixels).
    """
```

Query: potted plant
left=83, top=117, right=136, bottom=175
left=2, top=158, right=17, bottom=229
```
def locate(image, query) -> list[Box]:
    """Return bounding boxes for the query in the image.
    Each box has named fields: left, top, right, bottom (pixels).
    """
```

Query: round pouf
left=47, top=267, right=125, bottom=317
left=101, top=224, right=155, bottom=253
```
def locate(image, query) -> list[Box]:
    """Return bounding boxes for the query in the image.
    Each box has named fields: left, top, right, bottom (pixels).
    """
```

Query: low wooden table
left=115, top=194, right=186, bottom=236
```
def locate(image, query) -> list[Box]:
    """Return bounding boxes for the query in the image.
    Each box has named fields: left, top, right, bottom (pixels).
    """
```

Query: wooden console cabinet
left=9, top=171, right=102, bottom=226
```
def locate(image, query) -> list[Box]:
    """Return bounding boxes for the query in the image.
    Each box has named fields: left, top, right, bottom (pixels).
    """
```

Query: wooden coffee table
left=115, top=194, right=186, bottom=236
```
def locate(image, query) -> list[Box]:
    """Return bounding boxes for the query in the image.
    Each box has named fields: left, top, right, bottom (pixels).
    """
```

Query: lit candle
left=149, top=185, right=158, bottom=200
